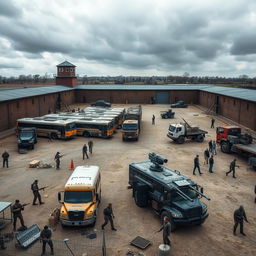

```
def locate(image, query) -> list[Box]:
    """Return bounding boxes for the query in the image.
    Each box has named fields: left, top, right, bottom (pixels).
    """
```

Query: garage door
left=155, top=92, right=170, bottom=104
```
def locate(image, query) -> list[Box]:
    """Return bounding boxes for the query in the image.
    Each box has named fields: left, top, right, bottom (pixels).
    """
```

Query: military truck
left=129, top=153, right=210, bottom=231
left=216, top=125, right=256, bottom=170
left=160, top=109, right=175, bottom=119
left=122, top=105, right=142, bottom=141
left=167, top=119, right=207, bottom=144
left=17, top=127, right=37, bottom=150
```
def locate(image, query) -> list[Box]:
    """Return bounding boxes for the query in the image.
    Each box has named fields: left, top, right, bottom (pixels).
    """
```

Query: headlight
left=202, top=204, right=207, bottom=214
left=18, top=139, right=21, bottom=143
left=86, top=214, right=94, bottom=219
left=171, top=212, right=183, bottom=218
left=60, top=213, right=68, bottom=219
left=29, top=140, right=33, bottom=143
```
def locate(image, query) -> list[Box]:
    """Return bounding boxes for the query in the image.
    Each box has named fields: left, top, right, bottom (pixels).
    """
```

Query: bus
left=17, top=117, right=77, bottom=139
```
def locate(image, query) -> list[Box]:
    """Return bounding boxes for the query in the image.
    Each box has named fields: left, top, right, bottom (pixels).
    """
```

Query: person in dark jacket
left=54, top=152, right=62, bottom=169
left=31, top=180, right=44, bottom=205
left=157, top=216, right=172, bottom=246
left=233, top=205, right=248, bottom=236
left=82, top=144, right=89, bottom=160
left=193, top=155, right=202, bottom=175
left=204, top=149, right=210, bottom=165
left=2, top=151, right=9, bottom=168
left=40, top=225, right=54, bottom=255
left=209, top=155, right=214, bottom=173
left=226, top=159, right=239, bottom=178
left=211, top=118, right=215, bottom=128
left=152, top=115, right=155, bottom=125
left=101, top=203, right=117, bottom=231
left=88, top=140, right=93, bottom=154
left=12, top=200, right=25, bottom=231
left=208, top=140, right=213, bottom=153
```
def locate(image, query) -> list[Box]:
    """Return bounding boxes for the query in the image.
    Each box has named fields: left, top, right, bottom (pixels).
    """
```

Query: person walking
left=101, top=203, right=117, bottom=231
left=82, top=144, right=89, bottom=160
left=88, top=140, right=93, bottom=154
left=204, top=149, right=210, bottom=164
left=209, top=155, right=214, bottom=173
left=54, top=152, right=62, bottom=169
left=233, top=205, right=248, bottom=236
left=2, top=151, right=9, bottom=168
left=208, top=140, right=213, bottom=153
left=193, top=155, right=202, bottom=175
left=211, top=118, right=215, bottom=128
left=40, top=225, right=54, bottom=255
left=212, top=140, right=217, bottom=155
left=157, top=216, right=171, bottom=246
left=12, top=200, right=25, bottom=231
left=152, top=115, right=155, bottom=125
left=226, top=158, right=239, bottom=178
left=31, top=180, right=44, bottom=205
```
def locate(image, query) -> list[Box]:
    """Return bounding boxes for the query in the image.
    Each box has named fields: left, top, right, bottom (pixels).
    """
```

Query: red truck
left=216, top=125, right=256, bottom=170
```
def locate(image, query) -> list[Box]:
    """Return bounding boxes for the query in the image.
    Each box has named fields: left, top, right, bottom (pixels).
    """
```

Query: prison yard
left=0, top=103, right=255, bottom=256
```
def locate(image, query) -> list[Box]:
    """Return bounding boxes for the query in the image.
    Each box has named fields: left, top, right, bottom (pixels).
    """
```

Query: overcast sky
left=0, top=0, right=256, bottom=77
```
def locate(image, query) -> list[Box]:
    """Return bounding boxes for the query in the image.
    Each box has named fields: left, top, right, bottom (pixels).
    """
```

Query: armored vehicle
left=17, top=127, right=37, bottom=150
left=129, top=153, right=210, bottom=231
left=171, top=101, right=187, bottom=108
left=160, top=109, right=175, bottom=119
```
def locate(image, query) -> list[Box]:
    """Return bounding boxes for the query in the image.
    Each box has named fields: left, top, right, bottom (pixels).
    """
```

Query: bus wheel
left=51, top=133, right=58, bottom=140
left=83, top=131, right=90, bottom=137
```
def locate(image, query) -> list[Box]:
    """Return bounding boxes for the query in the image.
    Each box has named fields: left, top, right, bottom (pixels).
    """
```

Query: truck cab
left=58, top=166, right=101, bottom=227
left=17, top=127, right=37, bottom=149
left=129, top=153, right=210, bottom=231
left=168, top=124, right=184, bottom=141
left=216, top=126, right=241, bottom=143
left=122, top=120, right=139, bottom=141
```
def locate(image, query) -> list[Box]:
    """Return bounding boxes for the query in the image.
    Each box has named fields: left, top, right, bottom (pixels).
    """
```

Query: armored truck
left=17, top=127, right=37, bottom=150
left=160, top=109, right=175, bottom=119
left=129, top=153, right=210, bottom=231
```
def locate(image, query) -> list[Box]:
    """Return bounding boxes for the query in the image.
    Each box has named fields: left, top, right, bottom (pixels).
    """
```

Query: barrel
left=158, top=244, right=171, bottom=256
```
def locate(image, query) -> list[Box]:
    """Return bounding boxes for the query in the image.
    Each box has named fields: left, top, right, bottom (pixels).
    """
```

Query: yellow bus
left=58, top=165, right=101, bottom=227
left=17, top=117, right=77, bottom=139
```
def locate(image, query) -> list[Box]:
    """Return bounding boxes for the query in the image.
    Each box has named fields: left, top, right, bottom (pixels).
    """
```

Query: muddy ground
left=0, top=104, right=256, bottom=256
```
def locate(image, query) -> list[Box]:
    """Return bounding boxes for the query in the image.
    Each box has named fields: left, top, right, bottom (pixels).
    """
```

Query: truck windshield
left=122, top=124, right=138, bottom=130
left=64, top=191, right=93, bottom=203
left=172, top=187, right=198, bottom=202
left=20, top=131, right=33, bottom=137
left=169, top=125, right=176, bottom=132
left=228, top=128, right=241, bottom=136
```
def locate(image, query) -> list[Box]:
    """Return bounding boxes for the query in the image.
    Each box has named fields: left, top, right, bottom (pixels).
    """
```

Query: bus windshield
left=64, top=191, right=93, bottom=204
left=123, top=123, right=138, bottom=130
left=172, top=187, right=198, bottom=202
left=66, top=123, right=76, bottom=131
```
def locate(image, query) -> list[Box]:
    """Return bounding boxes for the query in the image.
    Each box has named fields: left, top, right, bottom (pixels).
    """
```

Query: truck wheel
left=160, top=211, right=176, bottom=232
left=221, top=142, right=231, bottom=153
left=177, top=136, right=185, bottom=144
left=51, top=133, right=58, bottom=140
left=196, top=135, right=204, bottom=143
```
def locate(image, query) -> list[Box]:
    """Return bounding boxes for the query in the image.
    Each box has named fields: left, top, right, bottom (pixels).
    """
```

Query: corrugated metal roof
left=0, top=85, right=73, bottom=102
left=57, top=61, right=76, bottom=67
left=201, top=86, right=256, bottom=103
left=75, top=84, right=213, bottom=90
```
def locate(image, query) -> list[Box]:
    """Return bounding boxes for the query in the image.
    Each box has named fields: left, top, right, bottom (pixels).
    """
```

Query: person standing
left=226, top=158, right=238, bottom=178
left=2, top=151, right=9, bottom=168
left=54, top=152, right=62, bottom=169
left=31, top=180, right=44, bottom=205
left=12, top=200, right=25, bottom=231
left=233, top=205, right=248, bottom=236
left=101, top=203, right=117, bottom=231
left=193, top=155, right=202, bottom=175
left=152, top=115, right=155, bottom=125
left=212, top=140, right=217, bottom=155
left=204, top=149, right=210, bottom=164
left=82, top=144, right=89, bottom=160
left=88, top=140, right=93, bottom=154
left=209, top=155, right=214, bottom=173
left=208, top=140, right=213, bottom=153
left=40, top=225, right=54, bottom=255
left=211, top=118, right=215, bottom=128
left=157, top=216, right=172, bottom=246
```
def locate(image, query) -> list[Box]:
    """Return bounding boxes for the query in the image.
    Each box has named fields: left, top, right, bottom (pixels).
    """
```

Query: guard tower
left=56, top=61, right=77, bottom=87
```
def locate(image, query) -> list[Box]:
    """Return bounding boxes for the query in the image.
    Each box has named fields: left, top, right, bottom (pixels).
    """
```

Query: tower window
left=66, top=68, right=69, bottom=72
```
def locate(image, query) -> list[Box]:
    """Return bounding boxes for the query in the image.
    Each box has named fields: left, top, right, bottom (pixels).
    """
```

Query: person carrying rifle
left=226, top=158, right=239, bottom=178
left=157, top=216, right=172, bottom=246
left=12, top=199, right=26, bottom=231
left=40, top=225, right=54, bottom=255
left=31, top=180, right=45, bottom=205
left=54, top=152, right=63, bottom=169
left=233, top=205, right=248, bottom=236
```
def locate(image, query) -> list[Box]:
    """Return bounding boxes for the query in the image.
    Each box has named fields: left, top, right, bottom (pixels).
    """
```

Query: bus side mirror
left=58, top=192, right=62, bottom=203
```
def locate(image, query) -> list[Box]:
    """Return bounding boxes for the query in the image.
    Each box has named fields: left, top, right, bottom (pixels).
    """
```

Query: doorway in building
left=155, top=92, right=170, bottom=104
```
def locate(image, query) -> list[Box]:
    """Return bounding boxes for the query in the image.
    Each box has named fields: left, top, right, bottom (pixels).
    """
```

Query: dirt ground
left=1, top=104, right=256, bottom=256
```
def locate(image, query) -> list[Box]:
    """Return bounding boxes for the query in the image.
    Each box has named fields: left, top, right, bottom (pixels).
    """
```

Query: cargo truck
left=122, top=105, right=142, bottom=141
left=217, top=125, right=256, bottom=170
left=58, top=165, right=101, bottom=227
